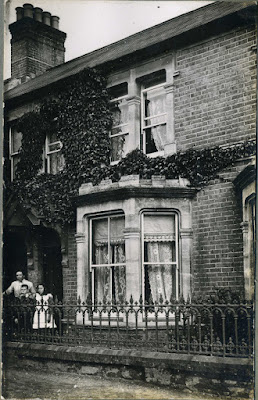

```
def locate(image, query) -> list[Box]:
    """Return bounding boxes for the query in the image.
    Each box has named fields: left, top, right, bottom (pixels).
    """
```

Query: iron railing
left=3, top=295, right=253, bottom=358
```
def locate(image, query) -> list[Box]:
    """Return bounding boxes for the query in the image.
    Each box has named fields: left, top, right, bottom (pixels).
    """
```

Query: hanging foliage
left=6, top=67, right=256, bottom=226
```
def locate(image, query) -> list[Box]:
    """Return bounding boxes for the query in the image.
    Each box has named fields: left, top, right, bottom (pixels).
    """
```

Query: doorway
left=41, top=229, right=63, bottom=301
left=3, top=230, right=28, bottom=290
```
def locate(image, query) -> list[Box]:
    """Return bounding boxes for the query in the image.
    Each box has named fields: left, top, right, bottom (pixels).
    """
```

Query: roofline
left=4, top=1, right=257, bottom=105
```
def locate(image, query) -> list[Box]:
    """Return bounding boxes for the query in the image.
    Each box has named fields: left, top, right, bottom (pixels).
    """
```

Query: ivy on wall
left=6, top=68, right=256, bottom=226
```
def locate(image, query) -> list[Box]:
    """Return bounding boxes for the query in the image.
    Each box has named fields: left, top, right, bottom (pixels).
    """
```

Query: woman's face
left=38, top=285, right=44, bottom=295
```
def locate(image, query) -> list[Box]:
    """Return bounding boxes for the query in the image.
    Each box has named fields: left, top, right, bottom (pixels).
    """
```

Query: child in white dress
left=33, top=284, right=56, bottom=329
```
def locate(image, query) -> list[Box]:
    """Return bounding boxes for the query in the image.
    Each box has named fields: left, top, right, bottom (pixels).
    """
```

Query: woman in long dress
left=33, top=284, right=56, bottom=330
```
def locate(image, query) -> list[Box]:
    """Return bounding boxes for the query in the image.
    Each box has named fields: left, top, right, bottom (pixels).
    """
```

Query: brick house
left=3, top=1, right=256, bottom=310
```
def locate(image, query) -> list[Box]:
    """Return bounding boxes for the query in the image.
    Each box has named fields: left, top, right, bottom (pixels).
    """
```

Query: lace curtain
left=145, top=88, right=166, bottom=152
left=146, top=242, right=173, bottom=302
left=111, top=100, right=128, bottom=161
left=49, top=152, right=65, bottom=174
left=93, top=217, right=126, bottom=303
left=144, top=215, right=175, bottom=302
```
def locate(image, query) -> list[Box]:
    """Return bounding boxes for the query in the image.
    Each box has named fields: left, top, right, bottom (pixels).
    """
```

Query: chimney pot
left=23, top=3, right=34, bottom=18
left=51, top=16, right=59, bottom=30
left=16, top=7, right=24, bottom=20
left=42, top=11, right=51, bottom=26
left=34, top=7, right=43, bottom=22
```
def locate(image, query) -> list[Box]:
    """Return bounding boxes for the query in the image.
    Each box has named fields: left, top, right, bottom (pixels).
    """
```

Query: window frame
left=9, top=125, right=22, bottom=181
left=141, top=81, right=167, bottom=157
left=141, top=210, right=179, bottom=303
left=45, top=134, right=63, bottom=174
left=89, top=213, right=126, bottom=303
left=109, top=93, right=129, bottom=164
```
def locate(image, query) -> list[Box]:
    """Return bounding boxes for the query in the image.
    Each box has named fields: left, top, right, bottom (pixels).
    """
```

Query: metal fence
left=3, top=295, right=253, bottom=358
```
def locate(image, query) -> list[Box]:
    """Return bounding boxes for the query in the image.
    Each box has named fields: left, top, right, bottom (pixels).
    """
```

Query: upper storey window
left=109, top=83, right=129, bottom=163
left=141, top=71, right=167, bottom=156
left=45, top=132, right=64, bottom=174
left=9, top=126, right=22, bottom=181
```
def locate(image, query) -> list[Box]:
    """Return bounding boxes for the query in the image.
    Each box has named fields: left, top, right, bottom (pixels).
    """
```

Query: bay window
left=142, top=212, right=179, bottom=303
left=90, top=214, right=126, bottom=303
left=9, top=126, right=22, bottom=181
left=109, top=84, right=129, bottom=163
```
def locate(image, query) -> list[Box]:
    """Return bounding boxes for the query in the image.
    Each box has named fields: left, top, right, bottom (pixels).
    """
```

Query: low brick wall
left=3, top=342, right=253, bottom=398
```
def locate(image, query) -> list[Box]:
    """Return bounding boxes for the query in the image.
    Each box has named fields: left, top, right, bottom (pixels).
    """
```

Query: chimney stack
left=9, top=3, right=66, bottom=80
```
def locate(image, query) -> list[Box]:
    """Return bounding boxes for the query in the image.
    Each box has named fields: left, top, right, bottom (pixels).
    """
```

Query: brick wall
left=192, top=161, right=251, bottom=294
left=174, top=25, right=256, bottom=151
left=62, top=223, right=77, bottom=304
left=10, top=21, right=65, bottom=79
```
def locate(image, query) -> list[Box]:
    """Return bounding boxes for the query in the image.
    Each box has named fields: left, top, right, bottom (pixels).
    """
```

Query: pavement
left=2, top=367, right=248, bottom=400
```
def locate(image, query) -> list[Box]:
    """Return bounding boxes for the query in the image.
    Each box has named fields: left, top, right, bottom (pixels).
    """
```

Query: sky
left=4, top=0, right=212, bottom=79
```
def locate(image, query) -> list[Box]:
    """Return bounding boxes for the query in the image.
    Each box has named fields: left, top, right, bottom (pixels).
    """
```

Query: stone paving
left=2, top=367, right=235, bottom=400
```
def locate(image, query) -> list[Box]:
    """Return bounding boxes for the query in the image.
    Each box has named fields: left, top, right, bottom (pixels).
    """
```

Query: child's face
left=20, top=287, right=28, bottom=295
left=38, top=285, right=44, bottom=295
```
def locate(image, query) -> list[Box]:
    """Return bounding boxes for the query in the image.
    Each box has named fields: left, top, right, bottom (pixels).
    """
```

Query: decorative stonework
left=79, top=175, right=191, bottom=196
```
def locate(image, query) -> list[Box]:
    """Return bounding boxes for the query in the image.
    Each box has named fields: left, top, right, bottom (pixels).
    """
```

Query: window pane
left=12, top=155, right=20, bottom=179
left=143, top=214, right=177, bottom=302
left=145, top=125, right=166, bottom=154
left=110, top=216, right=125, bottom=264
left=110, top=135, right=125, bottom=162
left=144, top=264, right=175, bottom=303
left=11, top=129, right=22, bottom=153
left=143, top=86, right=166, bottom=154
left=144, top=214, right=175, bottom=238
left=144, top=86, right=166, bottom=119
left=92, top=216, right=126, bottom=303
left=110, top=216, right=125, bottom=241
left=111, top=99, right=128, bottom=127
left=111, top=99, right=129, bottom=162
left=92, top=218, right=108, bottom=265
left=48, top=152, right=65, bottom=174
left=94, top=267, right=111, bottom=303
left=109, top=83, right=128, bottom=100
left=113, top=265, right=126, bottom=302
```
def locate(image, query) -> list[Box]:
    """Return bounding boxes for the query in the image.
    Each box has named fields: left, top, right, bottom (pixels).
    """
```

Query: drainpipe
left=255, top=5, right=258, bottom=400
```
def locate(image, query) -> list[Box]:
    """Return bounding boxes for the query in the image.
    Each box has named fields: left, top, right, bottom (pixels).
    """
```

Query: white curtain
left=113, top=245, right=126, bottom=303
left=94, top=245, right=110, bottom=303
left=93, top=217, right=126, bottom=303
left=144, top=215, right=175, bottom=302
left=147, top=242, right=173, bottom=302
left=145, top=89, right=166, bottom=152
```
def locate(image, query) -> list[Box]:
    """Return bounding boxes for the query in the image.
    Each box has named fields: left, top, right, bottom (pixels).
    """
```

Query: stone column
left=127, top=95, right=141, bottom=152
left=164, top=82, right=176, bottom=155
left=124, top=228, right=141, bottom=302
left=124, top=198, right=141, bottom=302
left=180, top=229, right=193, bottom=299
left=75, top=232, right=86, bottom=302
left=241, top=221, right=252, bottom=300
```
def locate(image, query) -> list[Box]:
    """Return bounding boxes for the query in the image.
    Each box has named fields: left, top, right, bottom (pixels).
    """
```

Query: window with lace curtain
left=142, top=212, right=179, bottom=303
left=9, top=126, right=22, bottom=181
left=90, top=214, right=126, bottom=303
left=109, top=83, right=129, bottom=163
left=141, top=72, right=167, bottom=156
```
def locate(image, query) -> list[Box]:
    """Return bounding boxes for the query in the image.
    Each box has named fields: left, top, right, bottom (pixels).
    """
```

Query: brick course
left=192, top=162, right=250, bottom=294
left=174, top=25, right=256, bottom=151
left=62, top=223, right=77, bottom=304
